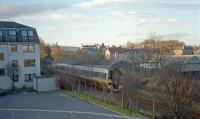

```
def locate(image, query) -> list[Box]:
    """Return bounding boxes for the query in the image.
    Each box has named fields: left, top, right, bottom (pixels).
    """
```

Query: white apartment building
left=0, top=21, right=40, bottom=89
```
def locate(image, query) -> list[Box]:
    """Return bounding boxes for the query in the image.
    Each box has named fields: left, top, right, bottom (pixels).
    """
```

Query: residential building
left=104, top=47, right=129, bottom=61
left=0, top=21, right=40, bottom=89
left=183, top=46, right=193, bottom=55
left=193, top=46, right=200, bottom=55
left=182, top=56, right=200, bottom=79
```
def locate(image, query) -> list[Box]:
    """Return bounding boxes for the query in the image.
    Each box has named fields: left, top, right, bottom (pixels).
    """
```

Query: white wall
left=33, top=76, right=59, bottom=91
left=0, top=43, right=40, bottom=89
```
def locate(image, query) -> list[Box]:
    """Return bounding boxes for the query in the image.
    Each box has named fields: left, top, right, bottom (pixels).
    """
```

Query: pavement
left=0, top=92, right=131, bottom=119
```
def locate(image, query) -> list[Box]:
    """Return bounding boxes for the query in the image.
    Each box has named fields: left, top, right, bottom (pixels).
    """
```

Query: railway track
left=55, top=67, right=200, bottom=118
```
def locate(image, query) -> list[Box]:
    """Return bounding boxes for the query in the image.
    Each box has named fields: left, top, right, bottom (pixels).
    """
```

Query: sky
left=0, top=0, right=200, bottom=47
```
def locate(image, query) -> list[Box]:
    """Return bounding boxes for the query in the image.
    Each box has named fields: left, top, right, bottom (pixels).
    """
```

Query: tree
left=122, top=69, right=140, bottom=112
left=6, top=62, right=19, bottom=90
left=50, top=42, right=63, bottom=63
left=155, top=63, right=199, bottom=119
left=40, top=39, right=48, bottom=60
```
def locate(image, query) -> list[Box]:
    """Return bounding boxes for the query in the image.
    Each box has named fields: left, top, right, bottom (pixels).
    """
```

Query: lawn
left=63, top=90, right=151, bottom=119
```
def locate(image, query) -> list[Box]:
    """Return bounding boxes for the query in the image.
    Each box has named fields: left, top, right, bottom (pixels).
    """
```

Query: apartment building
left=0, top=21, right=40, bottom=89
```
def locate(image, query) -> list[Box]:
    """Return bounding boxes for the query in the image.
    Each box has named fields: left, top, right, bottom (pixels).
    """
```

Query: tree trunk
left=84, top=81, right=87, bottom=92
left=90, top=84, right=92, bottom=94
left=94, top=84, right=96, bottom=97
left=11, top=75, right=15, bottom=91
left=153, top=98, right=155, bottom=119
left=78, top=79, right=80, bottom=93
left=121, top=90, right=124, bottom=108
left=136, top=96, right=139, bottom=113
left=72, top=78, right=74, bottom=91
left=129, top=98, right=132, bottom=112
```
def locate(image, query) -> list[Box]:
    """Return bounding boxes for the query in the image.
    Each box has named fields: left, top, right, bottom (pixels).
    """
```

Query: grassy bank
left=63, top=90, right=151, bottom=119
left=4, top=88, right=35, bottom=93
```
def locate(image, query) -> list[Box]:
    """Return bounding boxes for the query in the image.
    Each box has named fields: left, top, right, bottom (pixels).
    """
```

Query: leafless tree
left=122, top=69, right=140, bottom=112
left=155, top=63, right=199, bottom=119
left=6, top=62, right=19, bottom=90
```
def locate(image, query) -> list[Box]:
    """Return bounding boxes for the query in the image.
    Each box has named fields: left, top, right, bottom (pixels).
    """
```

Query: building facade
left=0, top=21, right=40, bottom=89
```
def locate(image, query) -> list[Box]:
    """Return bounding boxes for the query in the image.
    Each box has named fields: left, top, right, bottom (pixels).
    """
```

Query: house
left=104, top=47, right=129, bottom=61
left=182, top=56, right=200, bottom=79
left=0, top=21, right=40, bottom=89
left=183, top=46, right=193, bottom=55
left=193, top=46, right=200, bottom=55
left=171, top=42, right=184, bottom=55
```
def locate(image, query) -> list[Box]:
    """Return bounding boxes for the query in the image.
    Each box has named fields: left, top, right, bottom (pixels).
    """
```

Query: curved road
left=0, top=92, right=133, bottom=119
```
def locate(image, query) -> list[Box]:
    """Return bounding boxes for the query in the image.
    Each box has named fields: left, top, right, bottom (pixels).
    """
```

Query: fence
left=0, top=109, right=137, bottom=119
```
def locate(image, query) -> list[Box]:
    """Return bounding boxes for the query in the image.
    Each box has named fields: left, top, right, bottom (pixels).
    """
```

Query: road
left=0, top=92, right=131, bottom=119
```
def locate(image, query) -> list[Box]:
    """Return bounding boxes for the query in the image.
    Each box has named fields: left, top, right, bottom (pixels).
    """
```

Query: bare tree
left=155, top=63, right=199, bottom=119
left=6, top=62, right=19, bottom=90
left=122, top=69, right=140, bottom=112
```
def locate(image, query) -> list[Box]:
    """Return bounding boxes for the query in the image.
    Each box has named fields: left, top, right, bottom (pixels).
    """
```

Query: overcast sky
left=0, top=0, right=200, bottom=46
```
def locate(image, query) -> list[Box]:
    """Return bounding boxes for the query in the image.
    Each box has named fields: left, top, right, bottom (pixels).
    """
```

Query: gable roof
left=182, top=56, right=200, bottom=72
left=0, top=21, right=34, bottom=29
left=187, top=56, right=200, bottom=64
left=106, top=60, right=132, bottom=68
left=106, top=47, right=129, bottom=53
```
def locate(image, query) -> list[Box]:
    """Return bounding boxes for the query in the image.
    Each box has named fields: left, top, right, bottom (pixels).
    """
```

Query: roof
left=0, top=21, right=34, bottom=29
left=106, top=60, right=132, bottom=68
left=106, top=47, right=129, bottom=53
left=187, top=56, right=200, bottom=64
left=182, top=56, right=200, bottom=72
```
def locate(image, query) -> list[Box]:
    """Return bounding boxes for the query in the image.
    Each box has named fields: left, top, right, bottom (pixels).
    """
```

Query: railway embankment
left=63, top=89, right=151, bottom=119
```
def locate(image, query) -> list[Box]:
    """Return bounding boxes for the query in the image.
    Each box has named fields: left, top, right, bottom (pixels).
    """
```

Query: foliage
left=40, top=39, right=63, bottom=64
left=50, top=42, right=63, bottom=63
left=154, top=63, right=199, bottom=119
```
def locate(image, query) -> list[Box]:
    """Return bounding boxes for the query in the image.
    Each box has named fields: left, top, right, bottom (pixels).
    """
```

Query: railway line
left=54, top=63, right=200, bottom=118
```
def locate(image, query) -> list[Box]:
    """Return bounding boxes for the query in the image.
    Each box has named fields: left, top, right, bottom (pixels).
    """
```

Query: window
left=23, top=45, right=34, bottom=52
left=0, top=53, right=4, bottom=61
left=9, top=30, right=16, bottom=36
left=11, top=45, right=17, bottom=52
left=25, top=74, right=36, bottom=81
left=0, top=68, right=5, bottom=76
left=12, top=60, right=18, bottom=67
left=24, top=59, right=35, bottom=67
left=21, top=30, right=27, bottom=36
left=28, top=31, right=34, bottom=36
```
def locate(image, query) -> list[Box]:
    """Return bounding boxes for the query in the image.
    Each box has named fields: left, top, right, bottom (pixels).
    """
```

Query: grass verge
left=63, top=89, right=151, bottom=119
left=4, top=88, right=35, bottom=93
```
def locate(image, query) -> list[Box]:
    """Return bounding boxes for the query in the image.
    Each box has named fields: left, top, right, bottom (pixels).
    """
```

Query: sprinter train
left=54, top=63, right=122, bottom=91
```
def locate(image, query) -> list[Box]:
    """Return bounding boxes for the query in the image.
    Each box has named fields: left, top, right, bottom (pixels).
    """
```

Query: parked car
left=0, top=89, right=5, bottom=96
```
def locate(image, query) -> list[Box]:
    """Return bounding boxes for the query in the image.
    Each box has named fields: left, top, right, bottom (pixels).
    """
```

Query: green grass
left=4, top=88, right=35, bottom=93
left=63, top=90, right=151, bottom=119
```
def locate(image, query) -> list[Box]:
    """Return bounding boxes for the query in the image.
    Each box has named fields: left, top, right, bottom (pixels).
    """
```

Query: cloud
left=75, top=0, right=140, bottom=9
left=137, top=18, right=190, bottom=27
left=18, top=13, right=82, bottom=21
left=110, top=11, right=153, bottom=18
left=159, top=33, right=190, bottom=39
left=0, top=4, right=70, bottom=19
left=161, top=2, right=200, bottom=10
left=71, top=23, right=96, bottom=28
left=116, top=32, right=142, bottom=37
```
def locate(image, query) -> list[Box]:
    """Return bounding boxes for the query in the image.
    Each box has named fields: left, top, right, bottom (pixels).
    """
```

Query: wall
left=33, top=76, right=59, bottom=91
left=0, top=43, right=40, bottom=89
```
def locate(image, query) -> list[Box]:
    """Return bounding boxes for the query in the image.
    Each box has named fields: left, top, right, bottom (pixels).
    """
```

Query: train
left=54, top=63, right=122, bottom=91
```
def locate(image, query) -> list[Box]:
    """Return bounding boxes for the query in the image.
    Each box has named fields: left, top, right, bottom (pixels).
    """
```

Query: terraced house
left=0, top=21, right=40, bottom=89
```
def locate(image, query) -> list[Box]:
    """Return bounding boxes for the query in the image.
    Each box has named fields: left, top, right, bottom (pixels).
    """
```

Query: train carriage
left=54, top=63, right=122, bottom=91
